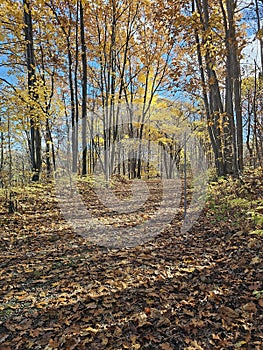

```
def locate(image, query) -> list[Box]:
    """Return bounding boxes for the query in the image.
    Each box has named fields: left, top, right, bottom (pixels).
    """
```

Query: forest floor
left=0, top=170, right=263, bottom=350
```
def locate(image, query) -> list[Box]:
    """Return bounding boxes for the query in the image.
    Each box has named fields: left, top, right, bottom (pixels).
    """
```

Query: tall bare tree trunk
left=80, top=0, right=88, bottom=175
left=194, top=0, right=243, bottom=176
left=23, top=0, right=41, bottom=181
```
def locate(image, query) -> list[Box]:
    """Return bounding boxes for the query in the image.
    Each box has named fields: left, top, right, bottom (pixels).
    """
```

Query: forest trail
left=0, top=180, right=262, bottom=349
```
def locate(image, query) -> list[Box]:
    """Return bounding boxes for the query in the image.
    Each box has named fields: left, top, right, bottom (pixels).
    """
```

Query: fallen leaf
left=251, top=256, right=261, bottom=265
left=84, top=327, right=98, bottom=333
left=144, top=307, right=151, bottom=315
left=219, top=305, right=239, bottom=319
left=86, top=302, right=97, bottom=309
left=101, top=337, right=108, bottom=346
left=242, top=302, right=257, bottom=313
left=235, top=340, right=247, bottom=348
left=160, top=343, right=174, bottom=350
left=48, top=339, right=60, bottom=348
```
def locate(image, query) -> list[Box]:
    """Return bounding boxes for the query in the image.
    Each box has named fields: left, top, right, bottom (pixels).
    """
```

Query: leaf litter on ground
left=0, top=172, right=262, bottom=349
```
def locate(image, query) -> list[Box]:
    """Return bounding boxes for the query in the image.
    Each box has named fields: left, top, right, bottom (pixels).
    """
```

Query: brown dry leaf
left=1, top=178, right=263, bottom=349
left=16, top=292, right=30, bottom=301
left=64, top=337, right=80, bottom=350
left=212, top=333, right=221, bottom=340
left=4, top=321, right=16, bottom=332
left=242, top=302, right=257, bottom=313
left=35, top=301, right=48, bottom=309
left=160, top=343, right=174, bottom=350
left=30, top=329, right=41, bottom=337
left=185, top=340, right=204, bottom=349
left=130, top=335, right=137, bottom=344
left=86, top=302, right=97, bottom=309
left=114, top=326, right=122, bottom=336
left=183, top=308, right=194, bottom=317
left=148, top=292, right=160, bottom=298
left=180, top=267, right=196, bottom=273
left=219, top=305, right=239, bottom=319
left=145, top=334, right=159, bottom=343
left=84, top=326, right=99, bottom=333
left=191, top=318, right=205, bottom=327
left=248, top=282, right=261, bottom=290
left=157, top=317, right=171, bottom=327
left=48, top=339, right=60, bottom=348
left=14, top=319, right=32, bottom=331
left=101, top=337, right=109, bottom=346
left=144, top=307, right=151, bottom=315
left=251, top=256, right=261, bottom=265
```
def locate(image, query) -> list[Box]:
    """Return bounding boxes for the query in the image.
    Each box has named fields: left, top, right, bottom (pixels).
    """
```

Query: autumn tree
left=1, top=0, right=260, bottom=182
left=156, top=0, right=246, bottom=177
left=23, top=0, right=42, bottom=181
left=85, top=0, right=176, bottom=180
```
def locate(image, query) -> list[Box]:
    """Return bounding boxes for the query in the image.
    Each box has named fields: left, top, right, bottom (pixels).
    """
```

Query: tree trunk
left=80, top=0, right=88, bottom=175
left=23, top=0, right=41, bottom=181
left=0, top=117, right=4, bottom=173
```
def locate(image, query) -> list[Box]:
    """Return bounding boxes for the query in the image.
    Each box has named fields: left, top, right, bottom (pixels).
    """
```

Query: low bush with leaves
left=206, top=167, right=263, bottom=235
